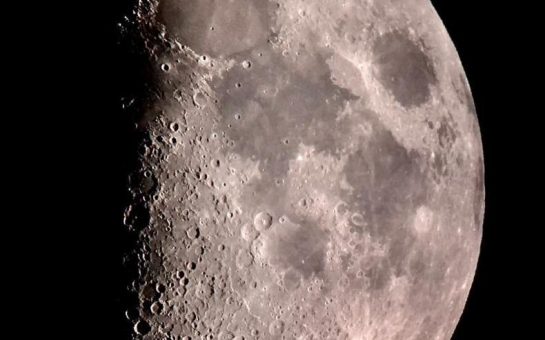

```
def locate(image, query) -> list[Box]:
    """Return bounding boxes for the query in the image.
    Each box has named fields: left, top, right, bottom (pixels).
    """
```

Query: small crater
left=155, top=283, right=166, bottom=294
left=150, top=301, right=164, bottom=315
left=241, top=223, right=259, bottom=242
left=334, top=201, right=348, bottom=216
left=218, top=331, right=235, bottom=340
left=134, top=319, right=151, bottom=335
left=193, top=91, right=207, bottom=107
left=242, top=60, right=252, bottom=69
left=161, top=63, right=171, bottom=72
left=254, top=211, right=273, bottom=231
left=186, top=226, right=200, bottom=239
left=170, top=122, right=180, bottom=132
left=196, top=282, right=213, bottom=299
left=268, top=320, right=285, bottom=336
left=350, top=212, right=365, bottom=226
left=236, top=249, right=254, bottom=269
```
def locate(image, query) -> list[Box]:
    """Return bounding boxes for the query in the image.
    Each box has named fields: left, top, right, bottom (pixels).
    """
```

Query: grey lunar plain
left=122, top=0, right=485, bottom=339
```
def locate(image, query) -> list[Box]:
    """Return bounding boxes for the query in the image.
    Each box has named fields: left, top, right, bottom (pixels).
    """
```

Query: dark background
left=67, top=1, right=530, bottom=339
left=430, top=2, right=530, bottom=339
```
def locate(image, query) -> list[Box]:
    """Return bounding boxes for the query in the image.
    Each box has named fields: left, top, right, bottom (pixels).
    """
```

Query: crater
left=372, top=31, right=437, bottom=108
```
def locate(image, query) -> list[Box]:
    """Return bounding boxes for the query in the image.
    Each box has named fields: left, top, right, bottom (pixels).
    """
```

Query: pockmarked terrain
left=120, top=1, right=485, bottom=339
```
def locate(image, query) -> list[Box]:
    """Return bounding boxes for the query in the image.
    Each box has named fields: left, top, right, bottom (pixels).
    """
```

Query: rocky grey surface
left=121, top=1, right=484, bottom=339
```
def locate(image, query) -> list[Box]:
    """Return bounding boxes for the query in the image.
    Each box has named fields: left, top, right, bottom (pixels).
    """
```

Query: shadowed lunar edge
left=120, top=0, right=485, bottom=339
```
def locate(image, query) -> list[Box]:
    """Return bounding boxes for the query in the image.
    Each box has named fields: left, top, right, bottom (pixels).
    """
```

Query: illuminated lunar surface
left=121, top=0, right=485, bottom=339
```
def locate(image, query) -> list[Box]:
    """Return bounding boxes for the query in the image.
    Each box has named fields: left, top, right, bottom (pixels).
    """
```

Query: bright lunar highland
left=121, top=0, right=485, bottom=339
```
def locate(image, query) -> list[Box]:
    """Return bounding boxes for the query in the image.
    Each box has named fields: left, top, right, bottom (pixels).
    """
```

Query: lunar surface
left=120, top=0, right=485, bottom=339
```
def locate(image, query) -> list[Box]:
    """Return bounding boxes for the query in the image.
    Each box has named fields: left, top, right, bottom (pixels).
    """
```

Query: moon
left=121, top=0, right=485, bottom=339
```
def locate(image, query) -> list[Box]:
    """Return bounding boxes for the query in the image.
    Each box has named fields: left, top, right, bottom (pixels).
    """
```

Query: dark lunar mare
left=372, top=30, right=437, bottom=108
left=213, top=47, right=358, bottom=188
left=107, top=1, right=485, bottom=339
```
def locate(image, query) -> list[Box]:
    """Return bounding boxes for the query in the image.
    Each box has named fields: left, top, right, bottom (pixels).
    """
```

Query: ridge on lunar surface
left=120, top=0, right=485, bottom=339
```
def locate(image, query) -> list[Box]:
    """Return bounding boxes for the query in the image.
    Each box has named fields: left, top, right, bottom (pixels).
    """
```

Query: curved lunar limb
left=120, top=1, right=485, bottom=339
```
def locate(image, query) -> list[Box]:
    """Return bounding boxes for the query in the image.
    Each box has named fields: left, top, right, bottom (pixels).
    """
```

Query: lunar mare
left=121, top=0, right=484, bottom=339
